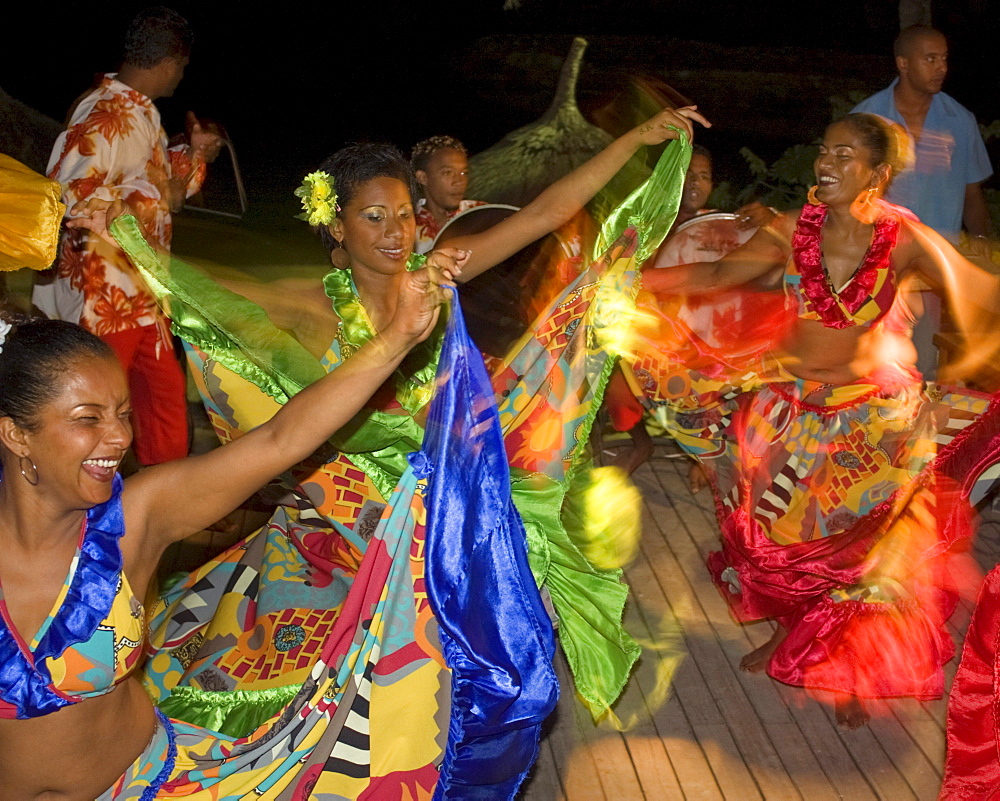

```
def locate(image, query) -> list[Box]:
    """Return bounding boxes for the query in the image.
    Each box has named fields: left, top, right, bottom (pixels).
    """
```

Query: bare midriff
left=0, top=678, right=156, bottom=801
left=779, top=318, right=916, bottom=386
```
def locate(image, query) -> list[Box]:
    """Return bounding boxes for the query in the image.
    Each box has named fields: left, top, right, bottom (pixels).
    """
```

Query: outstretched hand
left=384, top=265, right=454, bottom=347
left=425, top=247, right=471, bottom=282
left=734, top=201, right=779, bottom=231
left=634, top=106, right=712, bottom=146
left=187, top=111, right=223, bottom=163
left=65, top=198, right=134, bottom=248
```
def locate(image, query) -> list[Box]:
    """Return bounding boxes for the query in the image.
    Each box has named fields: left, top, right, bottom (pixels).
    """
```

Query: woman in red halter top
left=640, top=112, right=1000, bottom=728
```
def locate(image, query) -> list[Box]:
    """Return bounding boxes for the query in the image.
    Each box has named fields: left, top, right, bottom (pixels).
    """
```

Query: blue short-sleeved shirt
left=852, top=80, right=993, bottom=240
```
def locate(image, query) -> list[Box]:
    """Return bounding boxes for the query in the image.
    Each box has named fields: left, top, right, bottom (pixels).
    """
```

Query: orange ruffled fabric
left=0, top=154, right=65, bottom=271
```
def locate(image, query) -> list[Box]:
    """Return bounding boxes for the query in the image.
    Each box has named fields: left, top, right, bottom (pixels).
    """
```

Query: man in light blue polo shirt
left=852, top=24, right=994, bottom=375
left=853, top=25, right=993, bottom=240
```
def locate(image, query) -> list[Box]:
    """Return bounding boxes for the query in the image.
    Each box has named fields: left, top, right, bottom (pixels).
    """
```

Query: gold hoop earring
left=850, top=186, right=880, bottom=224
left=807, top=185, right=822, bottom=205
left=18, top=456, right=39, bottom=486
left=330, top=244, right=350, bottom=270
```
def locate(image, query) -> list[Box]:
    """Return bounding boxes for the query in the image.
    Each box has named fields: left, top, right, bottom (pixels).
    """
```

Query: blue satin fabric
left=419, top=290, right=558, bottom=800
left=0, top=473, right=126, bottom=718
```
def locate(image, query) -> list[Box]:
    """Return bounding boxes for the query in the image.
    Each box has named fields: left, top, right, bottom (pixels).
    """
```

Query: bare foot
left=834, top=694, right=869, bottom=729
left=688, top=461, right=708, bottom=493
left=610, top=424, right=654, bottom=475
left=740, top=625, right=787, bottom=672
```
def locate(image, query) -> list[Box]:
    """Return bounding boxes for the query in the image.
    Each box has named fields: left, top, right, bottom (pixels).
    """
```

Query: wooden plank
left=624, top=734, right=687, bottom=801
left=541, top=653, right=607, bottom=801
left=689, top=722, right=765, bottom=801
left=520, top=737, right=566, bottom=801
left=769, top=677, right=879, bottom=801
left=635, top=465, right=821, bottom=800
left=578, top=724, right=646, bottom=800
left=655, top=695, right=727, bottom=801
left=622, top=548, right=724, bottom=801
left=567, top=434, right=975, bottom=799
left=629, top=487, right=773, bottom=799
left=615, top=591, right=687, bottom=799
left=833, top=724, right=918, bottom=800
left=644, top=454, right=879, bottom=800
left=865, top=700, right=942, bottom=801
left=649, top=448, right=959, bottom=799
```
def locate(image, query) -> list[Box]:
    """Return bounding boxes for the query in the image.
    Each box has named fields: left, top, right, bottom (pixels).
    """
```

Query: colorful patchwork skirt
left=654, top=346, right=998, bottom=698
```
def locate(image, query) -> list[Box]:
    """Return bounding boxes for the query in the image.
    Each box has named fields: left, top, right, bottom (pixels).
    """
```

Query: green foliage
left=708, top=142, right=817, bottom=212
left=980, top=120, right=1000, bottom=143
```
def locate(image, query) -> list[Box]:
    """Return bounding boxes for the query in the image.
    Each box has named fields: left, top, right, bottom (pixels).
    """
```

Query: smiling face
left=416, top=148, right=469, bottom=213
left=7, top=355, right=132, bottom=509
left=681, top=153, right=713, bottom=214
left=813, top=121, right=888, bottom=206
left=330, top=176, right=416, bottom=277
left=897, top=32, right=947, bottom=96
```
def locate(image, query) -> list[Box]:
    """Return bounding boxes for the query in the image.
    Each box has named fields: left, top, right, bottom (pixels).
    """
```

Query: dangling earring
left=850, top=186, right=879, bottom=224
left=330, top=242, right=350, bottom=270
left=18, top=455, right=39, bottom=486
left=807, top=185, right=822, bottom=205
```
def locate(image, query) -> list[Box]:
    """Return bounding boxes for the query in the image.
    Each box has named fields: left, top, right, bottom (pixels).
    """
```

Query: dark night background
left=3, top=0, right=998, bottom=202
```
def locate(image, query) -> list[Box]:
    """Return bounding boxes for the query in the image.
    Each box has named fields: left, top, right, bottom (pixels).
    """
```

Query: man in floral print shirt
left=35, top=7, right=218, bottom=465
left=411, top=136, right=487, bottom=254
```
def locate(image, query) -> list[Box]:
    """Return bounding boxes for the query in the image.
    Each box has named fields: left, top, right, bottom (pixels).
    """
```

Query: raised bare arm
left=641, top=210, right=794, bottom=296
left=66, top=200, right=447, bottom=552
left=446, top=106, right=711, bottom=281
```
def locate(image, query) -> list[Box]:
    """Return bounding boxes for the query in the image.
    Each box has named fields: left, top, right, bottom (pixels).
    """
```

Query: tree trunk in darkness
left=899, top=0, right=932, bottom=28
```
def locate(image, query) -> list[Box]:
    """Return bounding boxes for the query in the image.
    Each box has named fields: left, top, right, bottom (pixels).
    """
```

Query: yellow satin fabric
left=0, top=154, right=65, bottom=271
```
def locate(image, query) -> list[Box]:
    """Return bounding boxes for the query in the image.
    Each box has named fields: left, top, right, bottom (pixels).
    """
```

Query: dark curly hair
left=122, top=6, right=193, bottom=69
left=311, top=143, right=418, bottom=254
left=410, top=135, right=468, bottom=174
left=0, top=312, right=115, bottom=432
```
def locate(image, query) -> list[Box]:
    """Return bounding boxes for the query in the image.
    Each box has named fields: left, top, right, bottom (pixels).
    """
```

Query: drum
left=651, top=211, right=755, bottom=269
left=431, top=203, right=519, bottom=249
left=433, top=204, right=549, bottom=358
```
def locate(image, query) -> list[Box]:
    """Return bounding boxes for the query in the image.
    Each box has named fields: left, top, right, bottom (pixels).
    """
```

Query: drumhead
left=672, top=211, right=740, bottom=234
left=653, top=211, right=756, bottom=269
left=431, top=204, right=520, bottom=249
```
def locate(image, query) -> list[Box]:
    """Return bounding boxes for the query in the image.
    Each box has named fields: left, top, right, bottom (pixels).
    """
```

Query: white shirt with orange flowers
left=35, top=74, right=205, bottom=335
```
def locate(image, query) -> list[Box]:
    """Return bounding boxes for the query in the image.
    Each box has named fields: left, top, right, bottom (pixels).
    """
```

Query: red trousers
left=605, top=365, right=644, bottom=432
left=102, top=324, right=188, bottom=465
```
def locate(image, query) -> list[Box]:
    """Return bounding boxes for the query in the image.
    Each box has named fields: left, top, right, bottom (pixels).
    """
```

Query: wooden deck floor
left=519, top=439, right=980, bottom=801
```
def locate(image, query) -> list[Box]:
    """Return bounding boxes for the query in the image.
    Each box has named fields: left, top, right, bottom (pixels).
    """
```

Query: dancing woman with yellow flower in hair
left=63, top=106, right=709, bottom=798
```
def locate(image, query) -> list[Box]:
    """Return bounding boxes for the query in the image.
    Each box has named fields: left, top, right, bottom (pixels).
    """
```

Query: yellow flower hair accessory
left=294, top=171, right=339, bottom=227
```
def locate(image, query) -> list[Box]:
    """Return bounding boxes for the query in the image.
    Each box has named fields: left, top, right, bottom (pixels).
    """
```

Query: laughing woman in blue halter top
left=0, top=246, right=448, bottom=798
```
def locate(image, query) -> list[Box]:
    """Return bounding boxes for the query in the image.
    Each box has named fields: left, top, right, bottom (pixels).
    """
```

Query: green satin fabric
left=111, top=218, right=424, bottom=501
left=154, top=682, right=303, bottom=738
left=592, top=132, right=692, bottom=266
left=510, top=468, right=639, bottom=711
left=520, top=137, right=690, bottom=712
left=111, top=216, right=326, bottom=402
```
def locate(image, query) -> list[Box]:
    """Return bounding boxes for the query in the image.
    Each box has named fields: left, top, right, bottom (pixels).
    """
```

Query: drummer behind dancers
left=411, top=136, right=486, bottom=253
left=607, top=145, right=779, bottom=475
